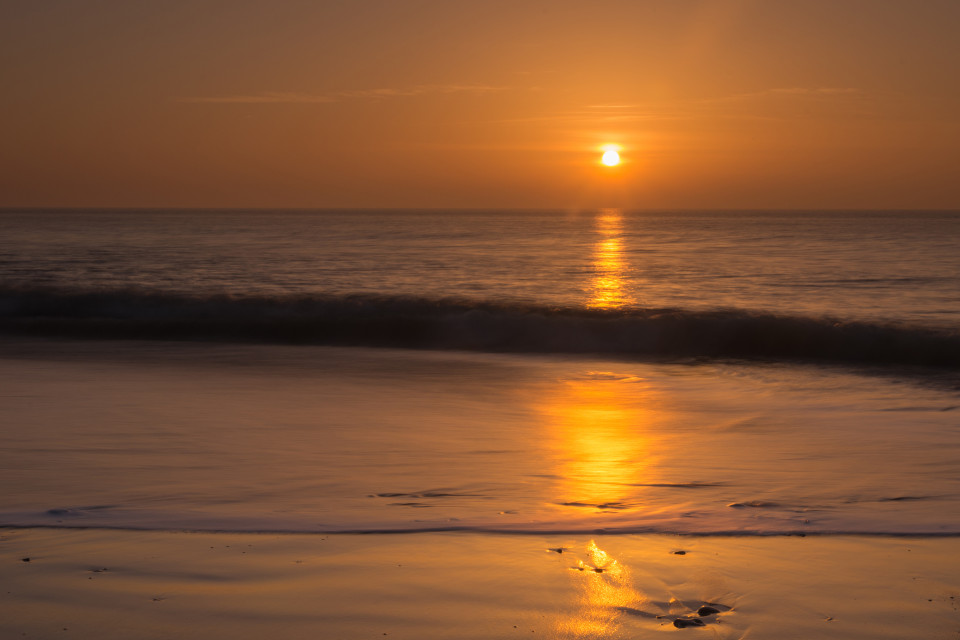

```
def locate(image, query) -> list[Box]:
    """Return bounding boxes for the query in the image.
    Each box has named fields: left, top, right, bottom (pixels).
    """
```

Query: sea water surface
left=0, top=209, right=958, bottom=535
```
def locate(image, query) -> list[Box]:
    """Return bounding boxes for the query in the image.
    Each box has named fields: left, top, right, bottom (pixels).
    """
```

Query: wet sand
left=2, top=529, right=958, bottom=639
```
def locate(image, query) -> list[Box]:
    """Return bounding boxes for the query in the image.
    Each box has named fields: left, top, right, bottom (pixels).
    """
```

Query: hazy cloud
left=770, top=87, right=861, bottom=95
left=179, top=84, right=504, bottom=104
left=492, top=86, right=866, bottom=128
left=703, top=87, right=862, bottom=104
left=179, top=92, right=336, bottom=104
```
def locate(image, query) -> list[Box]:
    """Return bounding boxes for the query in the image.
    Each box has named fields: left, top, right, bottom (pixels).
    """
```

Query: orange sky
left=2, top=0, right=958, bottom=209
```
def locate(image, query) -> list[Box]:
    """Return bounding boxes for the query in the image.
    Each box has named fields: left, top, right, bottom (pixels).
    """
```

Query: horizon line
left=2, top=206, right=959, bottom=214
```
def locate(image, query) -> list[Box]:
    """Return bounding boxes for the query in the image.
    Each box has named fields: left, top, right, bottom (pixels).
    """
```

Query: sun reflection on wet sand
left=553, top=539, right=740, bottom=638
left=587, top=208, right=635, bottom=310
left=558, top=540, right=647, bottom=638
left=537, top=373, right=659, bottom=510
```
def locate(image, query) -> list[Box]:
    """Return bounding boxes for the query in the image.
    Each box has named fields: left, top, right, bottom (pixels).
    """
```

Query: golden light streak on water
left=536, top=373, right=659, bottom=509
left=587, top=209, right=635, bottom=309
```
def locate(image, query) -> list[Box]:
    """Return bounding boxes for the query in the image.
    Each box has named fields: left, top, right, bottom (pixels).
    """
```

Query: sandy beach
left=2, top=338, right=960, bottom=637
left=3, top=529, right=958, bottom=639
left=4, top=0, right=960, bottom=636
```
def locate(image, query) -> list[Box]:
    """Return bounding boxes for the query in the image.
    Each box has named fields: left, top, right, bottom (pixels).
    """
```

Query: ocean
left=1, top=208, right=958, bottom=536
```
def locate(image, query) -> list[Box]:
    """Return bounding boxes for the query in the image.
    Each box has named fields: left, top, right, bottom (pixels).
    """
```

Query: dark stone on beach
left=671, top=550, right=687, bottom=555
left=21, top=558, right=30, bottom=562
left=674, top=618, right=706, bottom=628
left=593, top=567, right=604, bottom=573
left=697, top=606, right=720, bottom=616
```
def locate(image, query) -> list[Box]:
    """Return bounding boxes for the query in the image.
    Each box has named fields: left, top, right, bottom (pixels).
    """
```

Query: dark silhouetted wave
left=1, top=286, right=958, bottom=368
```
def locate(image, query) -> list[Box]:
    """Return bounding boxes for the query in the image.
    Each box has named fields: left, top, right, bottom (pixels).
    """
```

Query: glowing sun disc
left=601, top=150, right=620, bottom=166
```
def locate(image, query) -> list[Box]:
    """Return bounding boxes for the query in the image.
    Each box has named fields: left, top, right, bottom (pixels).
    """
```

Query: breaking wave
left=1, top=286, right=958, bottom=368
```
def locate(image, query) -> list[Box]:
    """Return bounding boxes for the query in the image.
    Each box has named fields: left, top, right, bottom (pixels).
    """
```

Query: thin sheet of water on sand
left=0, top=339, right=958, bottom=534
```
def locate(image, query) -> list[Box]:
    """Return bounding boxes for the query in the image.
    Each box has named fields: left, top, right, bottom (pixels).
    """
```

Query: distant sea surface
left=0, top=209, right=958, bottom=536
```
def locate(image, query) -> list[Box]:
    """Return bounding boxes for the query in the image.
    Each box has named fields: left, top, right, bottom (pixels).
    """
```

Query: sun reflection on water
left=538, top=373, right=658, bottom=509
left=587, top=209, right=635, bottom=310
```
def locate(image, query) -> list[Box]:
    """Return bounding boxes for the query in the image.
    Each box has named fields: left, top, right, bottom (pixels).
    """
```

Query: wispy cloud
left=342, top=84, right=504, bottom=99
left=178, top=84, right=505, bottom=104
left=179, top=92, right=336, bottom=104
left=700, top=87, right=862, bottom=104
left=773, top=87, right=860, bottom=96
left=772, top=87, right=860, bottom=95
left=491, top=106, right=696, bottom=127
left=492, top=86, right=866, bottom=128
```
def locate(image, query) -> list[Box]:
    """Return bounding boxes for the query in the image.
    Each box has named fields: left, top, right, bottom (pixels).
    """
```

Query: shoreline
left=4, top=523, right=960, bottom=537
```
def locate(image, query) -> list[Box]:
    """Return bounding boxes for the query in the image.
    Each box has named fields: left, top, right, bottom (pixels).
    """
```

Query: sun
left=601, top=150, right=620, bottom=166
left=600, top=146, right=621, bottom=167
